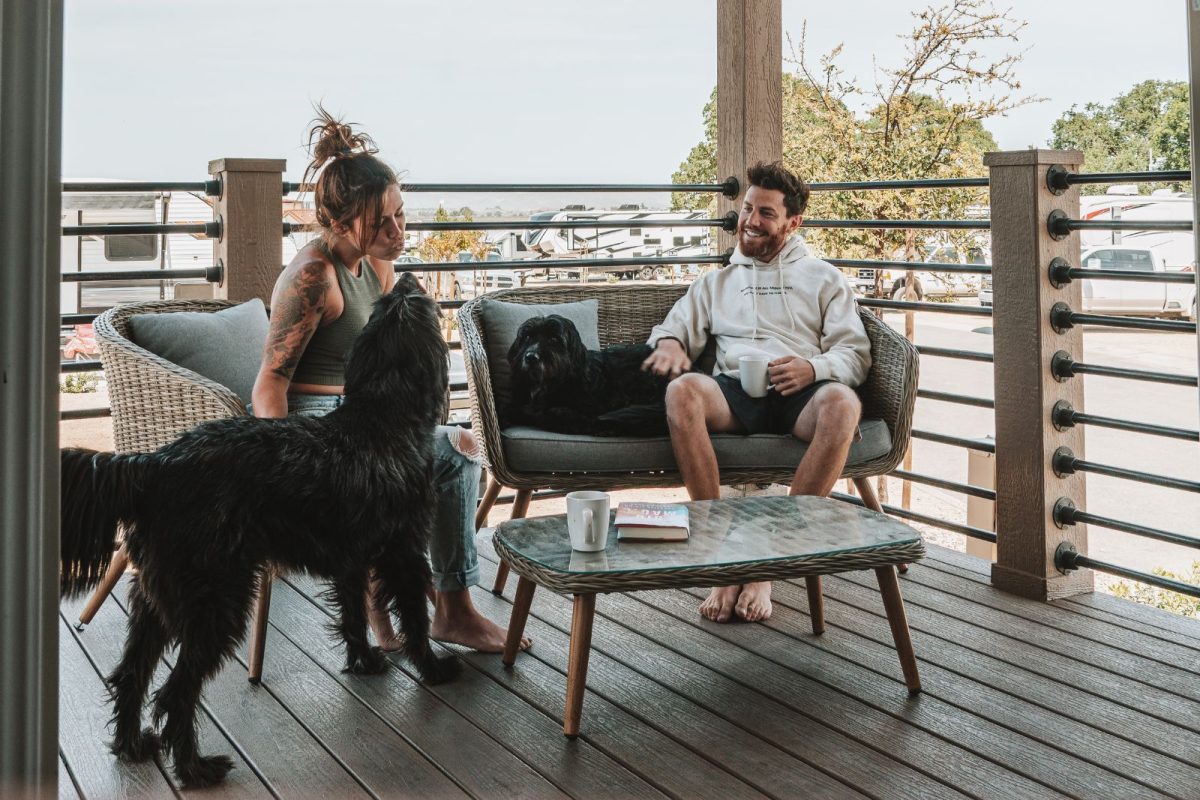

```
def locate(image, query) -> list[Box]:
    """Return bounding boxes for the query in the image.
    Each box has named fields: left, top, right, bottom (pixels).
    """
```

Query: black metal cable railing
left=61, top=313, right=96, bottom=326
left=803, top=219, right=989, bottom=231
left=859, top=298, right=993, bottom=316
left=60, top=408, right=110, bottom=421
left=284, top=179, right=742, bottom=197
left=1052, top=401, right=1199, bottom=443
left=1048, top=209, right=1193, bottom=239
left=916, top=389, right=994, bottom=409
left=1050, top=303, right=1197, bottom=334
left=1054, top=499, right=1199, bottom=551
left=61, top=266, right=223, bottom=284
left=63, top=221, right=221, bottom=238
left=911, top=430, right=995, bottom=453
left=826, top=258, right=991, bottom=275
left=914, top=345, right=993, bottom=363
left=284, top=214, right=738, bottom=236
left=831, top=490, right=997, bottom=543
left=61, top=360, right=101, bottom=374
left=809, top=177, right=991, bottom=191
left=1047, top=257, right=1197, bottom=287
left=62, top=180, right=221, bottom=196
left=1056, top=544, right=1200, bottom=601
left=407, top=254, right=728, bottom=275
left=1045, top=166, right=1192, bottom=194
left=890, top=469, right=996, bottom=501
left=1052, top=446, right=1200, bottom=494
left=1050, top=352, right=1198, bottom=388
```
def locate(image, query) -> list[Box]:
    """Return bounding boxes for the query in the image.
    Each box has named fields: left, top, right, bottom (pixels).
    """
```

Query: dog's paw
left=111, top=728, right=161, bottom=763
left=419, top=653, right=462, bottom=685
left=175, top=754, right=235, bottom=788
left=344, top=646, right=390, bottom=675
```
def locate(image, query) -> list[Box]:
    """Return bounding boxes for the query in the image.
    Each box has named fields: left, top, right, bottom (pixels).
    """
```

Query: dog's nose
left=523, top=351, right=540, bottom=365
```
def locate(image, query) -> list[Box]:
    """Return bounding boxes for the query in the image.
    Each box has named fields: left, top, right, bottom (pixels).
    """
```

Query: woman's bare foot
left=431, top=588, right=531, bottom=653
left=734, top=581, right=773, bottom=622
left=699, top=585, right=741, bottom=622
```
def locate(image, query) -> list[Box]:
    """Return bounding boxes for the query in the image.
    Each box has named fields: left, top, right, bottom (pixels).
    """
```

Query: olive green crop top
left=290, top=252, right=383, bottom=386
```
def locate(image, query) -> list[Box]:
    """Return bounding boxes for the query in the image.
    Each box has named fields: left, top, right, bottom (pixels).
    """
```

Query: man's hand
left=768, top=355, right=815, bottom=396
left=641, top=338, right=691, bottom=378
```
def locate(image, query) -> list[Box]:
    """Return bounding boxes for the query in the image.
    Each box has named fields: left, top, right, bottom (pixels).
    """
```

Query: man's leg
left=664, top=374, right=746, bottom=622
left=734, top=383, right=862, bottom=623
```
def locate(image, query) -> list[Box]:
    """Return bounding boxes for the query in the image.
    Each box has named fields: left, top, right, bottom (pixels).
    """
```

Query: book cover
left=614, top=502, right=690, bottom=542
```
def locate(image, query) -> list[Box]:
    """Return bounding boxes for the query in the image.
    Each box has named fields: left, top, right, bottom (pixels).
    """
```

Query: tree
left=415, top=206, right=491, bottom=300
left=1049, top=80, right=1191, bottom=193
left=672, top=0, right=1036, bottom=273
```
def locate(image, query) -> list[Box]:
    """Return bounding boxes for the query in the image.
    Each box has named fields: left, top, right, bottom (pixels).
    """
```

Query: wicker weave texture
left=95, top=300, right=248, bottom=455
left=457, top=285, right=918, bottom=492
left=493, top=535, right=925, bottom=594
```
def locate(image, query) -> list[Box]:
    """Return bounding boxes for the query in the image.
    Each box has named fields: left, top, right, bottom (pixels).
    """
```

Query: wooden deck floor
left=58, top=539, right=1200, bottom=799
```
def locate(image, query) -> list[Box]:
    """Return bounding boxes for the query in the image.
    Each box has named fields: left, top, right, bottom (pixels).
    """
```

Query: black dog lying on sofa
left=506, top=313, right=673, bottom=436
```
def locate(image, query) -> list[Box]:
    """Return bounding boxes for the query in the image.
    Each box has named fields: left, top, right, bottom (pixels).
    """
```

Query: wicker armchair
left=76, top=299, right=274, bottom=681
left=457, top=284, right=919, bottom=594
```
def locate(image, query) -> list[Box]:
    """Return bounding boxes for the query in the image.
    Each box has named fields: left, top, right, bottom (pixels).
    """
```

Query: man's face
left=737, top=185, right=801, bottom=260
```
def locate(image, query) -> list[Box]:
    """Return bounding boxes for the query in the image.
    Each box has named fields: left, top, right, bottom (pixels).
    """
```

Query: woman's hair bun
left=306, top=104, right=378, bottom=167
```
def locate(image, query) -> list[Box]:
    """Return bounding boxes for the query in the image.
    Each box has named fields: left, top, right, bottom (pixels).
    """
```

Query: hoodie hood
left=728, top=235, right=810, bottom=268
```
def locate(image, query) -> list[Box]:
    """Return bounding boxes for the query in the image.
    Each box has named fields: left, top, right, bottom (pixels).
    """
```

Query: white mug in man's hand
left=738, top=355, right=771, bottom=398
left=566, top=491, right=610, bottom=552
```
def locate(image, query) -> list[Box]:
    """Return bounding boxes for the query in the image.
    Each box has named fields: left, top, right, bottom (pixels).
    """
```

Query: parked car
left=978, top=246, right=1197, bottom=319
left=853, top=243, right=989, bottom=300
left=1078, top=245, right=1196, bottom=319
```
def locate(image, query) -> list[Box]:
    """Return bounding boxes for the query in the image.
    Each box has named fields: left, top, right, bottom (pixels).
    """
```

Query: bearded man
left=641, top=161, right=871, bottom=624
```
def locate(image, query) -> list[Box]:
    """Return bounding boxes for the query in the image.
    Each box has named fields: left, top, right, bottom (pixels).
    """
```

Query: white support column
left=0, top=0, right=64, bottom=795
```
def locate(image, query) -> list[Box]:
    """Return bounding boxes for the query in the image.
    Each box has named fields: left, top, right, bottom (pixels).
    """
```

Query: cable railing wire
left=916, top=389, right=995, bottom=409
left=830, top=490, right=997, bottom=543
left=803, top=219, right=989, bottom=231
left=285, top=179, right=742, bottom=197
left=63, top=221, right=221, bottom=238
left=827, top=258, right=991, bottom=275
left=1050, top=303, right=1197, bottom=334
left=1048, top=209, right=1192, bottom=239
left=61, top=267, right=223, bottom=284
left=1056, top=544, right=1200, bottom=601
left=1054, top=499, right=1200, bottom=551
left=1047, top=257, right=1197, bottom=287
left=911, top=429, right=995, bottom=453
left=62, top=180, right=221, bottom=196
left=890, top=469, right=996, bottom=501
left=1053, top=447, right=1200, bottom=494
left=1051, top=401, right=1198, bottom=442
left=1046, top=166, right=1192, bottom=194
left=1050, top=352, right=1198, bottom=388
left=915, top=345, right=994, bottom=363
left=859, top=298, right=993, bottom=316
left=409, top=254, right=727, bottom=275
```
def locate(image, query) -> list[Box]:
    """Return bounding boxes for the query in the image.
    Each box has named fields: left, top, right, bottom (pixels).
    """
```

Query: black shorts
left=715, top=374, right=835, bottom=435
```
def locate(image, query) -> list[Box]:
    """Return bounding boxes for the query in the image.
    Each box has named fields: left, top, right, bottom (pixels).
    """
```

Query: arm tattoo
left=264, top=262, right=329, bottom=381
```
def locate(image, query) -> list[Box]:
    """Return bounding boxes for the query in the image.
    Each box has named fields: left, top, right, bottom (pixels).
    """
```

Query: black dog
left=59, top=273, right=460, bottom=788
left=507, top=313, right=672, bottom=436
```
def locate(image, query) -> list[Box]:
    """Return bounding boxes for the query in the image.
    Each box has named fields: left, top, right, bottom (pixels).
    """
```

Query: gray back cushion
left=478, top=297, right=599, bottom=417
left=129, top=299, right=269, bottom=406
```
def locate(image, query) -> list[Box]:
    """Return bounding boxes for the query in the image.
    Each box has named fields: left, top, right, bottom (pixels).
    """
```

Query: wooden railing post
left=984, top=150, right=1092, bottom=600
left=716, top=0, right=781, bottom=251
left=207, top=158, right=286, bottom=304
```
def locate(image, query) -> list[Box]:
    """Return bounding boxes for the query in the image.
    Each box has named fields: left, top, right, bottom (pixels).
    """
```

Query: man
left=642, top=162, right=870, bottom=624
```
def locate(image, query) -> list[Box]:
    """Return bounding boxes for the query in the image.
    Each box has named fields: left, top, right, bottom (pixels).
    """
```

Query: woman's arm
left=250, top=259, right=331, bottom=417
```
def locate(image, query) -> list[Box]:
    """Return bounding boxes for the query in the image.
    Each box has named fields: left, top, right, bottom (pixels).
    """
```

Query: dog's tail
left=60, top=447, right=146, bottom=597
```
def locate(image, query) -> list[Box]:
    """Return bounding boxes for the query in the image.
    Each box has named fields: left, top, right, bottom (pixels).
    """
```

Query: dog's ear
left=507, top=317, right=541, bottom=365
left=556, top=315, right=589, bottom=361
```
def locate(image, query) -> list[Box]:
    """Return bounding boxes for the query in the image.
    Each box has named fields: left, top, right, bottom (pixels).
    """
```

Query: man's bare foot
left=699, top=585, right=741, bottom=622
left=367, top=602, right=405, bottom=652
left=735, top=581, right=773, bottom=622
left=431, top=588, right=531, bottom=653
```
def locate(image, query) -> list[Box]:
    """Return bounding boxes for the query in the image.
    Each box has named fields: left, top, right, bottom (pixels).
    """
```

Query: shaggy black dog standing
left=507, top=313, right=672, bottom=435
left=59, top=273, right=460, bottom=788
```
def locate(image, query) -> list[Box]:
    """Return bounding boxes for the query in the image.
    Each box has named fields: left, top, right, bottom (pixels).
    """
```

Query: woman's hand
left=767, top=355, right=815, bottom=396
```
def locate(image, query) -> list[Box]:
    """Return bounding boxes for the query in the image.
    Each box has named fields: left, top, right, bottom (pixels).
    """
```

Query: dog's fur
left=59, top=273, right=460, bottom=788
left=506, top=314, right=673, bottom=436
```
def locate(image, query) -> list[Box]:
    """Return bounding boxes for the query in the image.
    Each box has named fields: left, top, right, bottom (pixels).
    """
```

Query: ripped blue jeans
left=286, top=393, right=482, bottom=592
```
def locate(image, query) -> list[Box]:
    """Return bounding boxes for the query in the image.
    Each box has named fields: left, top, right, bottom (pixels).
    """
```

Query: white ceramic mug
left=565, top=490, right=610, bottom=552
left=738, top=354, right=771, bottom=398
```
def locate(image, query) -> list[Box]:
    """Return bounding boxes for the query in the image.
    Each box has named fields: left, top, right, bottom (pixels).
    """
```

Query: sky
left=62, top=1, right=1191, bottom=208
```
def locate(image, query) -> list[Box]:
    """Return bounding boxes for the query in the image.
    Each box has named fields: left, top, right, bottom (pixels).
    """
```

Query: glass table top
left=494, top=495, right=922, bottom=576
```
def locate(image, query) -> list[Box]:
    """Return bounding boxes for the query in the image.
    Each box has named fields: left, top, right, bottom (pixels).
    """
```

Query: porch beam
left=208, top=158, right=286, bottom=305
left=0, top=0, right=64, bottom=795
left=984, top=149, right=1092, bottom=600
left=716, top=0, right=782, bottom=250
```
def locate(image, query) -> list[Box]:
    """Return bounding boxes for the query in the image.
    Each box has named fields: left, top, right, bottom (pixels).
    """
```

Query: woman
left=251, top=108, right=528, bottom=653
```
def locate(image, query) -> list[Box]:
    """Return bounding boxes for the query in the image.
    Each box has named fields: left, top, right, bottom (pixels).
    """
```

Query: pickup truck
left=977, top=245, right=1197, bottom=319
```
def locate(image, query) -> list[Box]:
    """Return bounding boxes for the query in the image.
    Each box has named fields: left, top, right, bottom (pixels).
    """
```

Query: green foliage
left=1110, top=562, right=1200, bottom=619
left=671, top=0, right=1035, bottom=266
left=1049, top=80, right=1191, bottom=194
left=60, top=373, right=99, bottom=393
left=416, top=207, right=490, bottom=299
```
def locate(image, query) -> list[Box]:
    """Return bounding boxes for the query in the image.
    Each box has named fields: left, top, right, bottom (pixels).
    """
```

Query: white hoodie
left=647, top=236, right=871, bottom=386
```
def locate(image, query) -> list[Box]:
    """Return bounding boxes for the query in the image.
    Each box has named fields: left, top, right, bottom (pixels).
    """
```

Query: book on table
left=614, top=501, right=690, bottom=542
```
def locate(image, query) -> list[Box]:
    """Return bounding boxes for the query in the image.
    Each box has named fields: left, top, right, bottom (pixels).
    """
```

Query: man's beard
left=737, top=225, right=790, bottom=261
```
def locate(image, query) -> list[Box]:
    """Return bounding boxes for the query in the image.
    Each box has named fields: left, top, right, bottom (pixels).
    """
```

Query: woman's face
left=350, top=184, right=406, bottom=260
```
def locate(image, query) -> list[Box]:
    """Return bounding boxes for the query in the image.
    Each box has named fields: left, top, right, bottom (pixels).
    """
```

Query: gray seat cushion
left=128, top=299, right=269, bottom=405
left=478, top=297, right=600, bottom=414
left=501, top=417, right=891, bottom=474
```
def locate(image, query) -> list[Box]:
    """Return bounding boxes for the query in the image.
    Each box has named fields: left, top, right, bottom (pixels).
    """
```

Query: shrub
left=1110, top=562, right=1200, bottom=619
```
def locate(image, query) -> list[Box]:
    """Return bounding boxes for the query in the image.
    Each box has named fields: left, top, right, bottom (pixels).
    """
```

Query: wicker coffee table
left=495, top=494, right=926, bottom=736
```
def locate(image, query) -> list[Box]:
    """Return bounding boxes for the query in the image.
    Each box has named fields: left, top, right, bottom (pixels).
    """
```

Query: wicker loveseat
left=457, top=284, right=919, bottom=594
left=77, top=298, right=275, bottom=682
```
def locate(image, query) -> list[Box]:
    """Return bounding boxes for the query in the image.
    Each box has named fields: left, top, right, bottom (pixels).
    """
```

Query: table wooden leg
left=502, top=576, right=537, bottom=667
left=247, top=568, right=273, bottom=684
left=805, top=575, right=825, bottom=634
left=492, top=489, right=532, bottom=595
left=875, top=565, right=921, bottom=694
left=563, top=593, right=596, bottom=738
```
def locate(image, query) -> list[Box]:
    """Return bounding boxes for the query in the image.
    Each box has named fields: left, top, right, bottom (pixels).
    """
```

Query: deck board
left=59, top=541, right=1200, bottom=800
